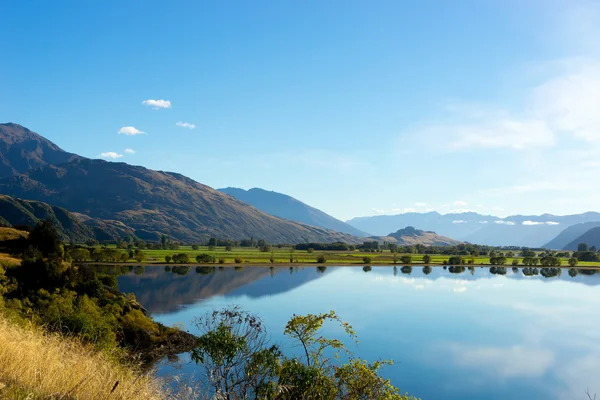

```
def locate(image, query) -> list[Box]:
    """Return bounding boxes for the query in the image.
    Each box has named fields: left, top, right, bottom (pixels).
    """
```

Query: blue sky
left=1, top=0, right=599, bottom=220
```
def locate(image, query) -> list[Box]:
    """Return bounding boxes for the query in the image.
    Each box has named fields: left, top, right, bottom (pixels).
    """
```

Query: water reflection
left=113, top=266, right=600, bottom=400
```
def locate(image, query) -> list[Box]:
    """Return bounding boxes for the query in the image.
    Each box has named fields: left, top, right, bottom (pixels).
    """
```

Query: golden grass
left=0, top=315, right=166, bottom=400
left=0, top=254, right=20, bottom=268
left=0, top=228, right=27, bottom=242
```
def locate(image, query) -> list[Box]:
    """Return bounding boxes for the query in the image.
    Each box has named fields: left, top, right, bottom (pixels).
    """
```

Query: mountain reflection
left=117, top=266, right=331, bottom=314
left=115, top=265, right=600, bottom=314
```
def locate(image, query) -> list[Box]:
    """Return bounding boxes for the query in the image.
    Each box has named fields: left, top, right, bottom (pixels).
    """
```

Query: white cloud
left=452, top=220, right=467, bottom=224
left=546, top=221, right=560, bottom=225
left=142, top=99, right=171, bottom=109
left=425, top=208, right=436, bottom=212
left=98, top=151, right=123, bottom=159
left=494, top=220, right=516, bottom=225
left=118, top=126, right=146, bottom=136
left=453, top=287, right=468, bottom=293
left=478, top=220, right=489, bottom=224
left=415, top=202, right=427, bottom=207
left=175, top=121, right=195, bottom=129
left=403, top=208, right=416, bottom=213
left=445, top=344, right=554, bottom=379
left=372, top=208, right=385, bottom=214
left=124, top=148, right=135, bottom=154
left=454, top=200, right=468, bottom=207
left=523, top=220, right=543, bottom=226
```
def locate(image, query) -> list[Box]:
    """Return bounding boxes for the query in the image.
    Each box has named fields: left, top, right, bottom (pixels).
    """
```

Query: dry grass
left=0, top=254, right=20, bottom=268
left=0, top=228, right=27, bottom=242
left=0, top=315, right=167, bottom=400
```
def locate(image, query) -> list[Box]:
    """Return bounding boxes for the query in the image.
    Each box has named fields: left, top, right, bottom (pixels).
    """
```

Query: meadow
left=94, top=245, right=600, bottom=267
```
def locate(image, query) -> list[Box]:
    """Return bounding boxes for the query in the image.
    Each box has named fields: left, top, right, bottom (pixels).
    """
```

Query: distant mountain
left=0, top=123, right=361, bottom=244
left=564, top=227, right=600, bottom=251
left=0, top=194, right=134, bottom=242
left=347, top=211, right=600, bottom=247
left=218, top=187, right=370, bottom=237
left=543, top=221, right=600, bottom=250
left=386, top=226, right=461, bottom=246
left=0, top=123, right=79, bottom=179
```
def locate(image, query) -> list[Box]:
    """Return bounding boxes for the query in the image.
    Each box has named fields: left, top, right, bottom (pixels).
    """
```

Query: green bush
left=316, top=255, right=327, bottom=264
left=362, top=256, right=372, bottom=264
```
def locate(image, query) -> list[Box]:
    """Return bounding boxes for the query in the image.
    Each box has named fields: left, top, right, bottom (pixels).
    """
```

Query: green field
left=90, top=245, right=600, bottom=267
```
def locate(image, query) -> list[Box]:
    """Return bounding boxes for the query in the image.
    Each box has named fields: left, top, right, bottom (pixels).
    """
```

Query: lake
left=117, top=266, right=600, bottom=400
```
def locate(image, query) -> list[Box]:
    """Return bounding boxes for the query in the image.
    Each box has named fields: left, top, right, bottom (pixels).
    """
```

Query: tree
left=317, top=254, right=327, bottom=264
left=29, top=220, right=62, bottom=257
left=400, top=255, right=412, bottom=264
left=192, top=244, right=199, bottom=250
left=362, top=256, right=372, bottom=264
left=165, top=255, right=172, bottom=263
left=578, top=243, right=589, bottom=252
left=422, top=254, right=431, bottom=264
left=569, top=257, right=578, bottom=267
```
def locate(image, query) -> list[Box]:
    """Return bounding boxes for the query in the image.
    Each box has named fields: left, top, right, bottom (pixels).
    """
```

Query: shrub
left=196, top=254, right=213, bottom=263
left=422, top=255, right=431, bottom=264
left=362, top=256, right=372, bottom=264
left=218, top=257, right=225, bottom=264
left=165, top=255, right=172, bottom=263
left=400, top=255, right=412, bottom=264
left=234, top=257, right=244, bottom=264
left=317, top=255, right=327, bottom=264
left=307, top=248, right=315, bottom=254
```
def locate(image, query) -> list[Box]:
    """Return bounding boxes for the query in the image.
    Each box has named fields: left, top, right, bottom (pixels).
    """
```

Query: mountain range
left=3, top=122, right=600, bottom=249
left=347, top=211, right=600, bottom=248
left=0, top=123, right=361, bottom=244
left=218, top=187, right=370, bottom=237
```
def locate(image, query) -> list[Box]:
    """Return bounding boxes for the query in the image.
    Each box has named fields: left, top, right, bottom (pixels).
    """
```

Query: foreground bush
left=191, top=307, right=419, bottom=400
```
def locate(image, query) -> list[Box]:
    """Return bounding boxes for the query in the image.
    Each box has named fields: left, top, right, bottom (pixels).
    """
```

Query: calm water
left=117, top=266, right=600, bottom=400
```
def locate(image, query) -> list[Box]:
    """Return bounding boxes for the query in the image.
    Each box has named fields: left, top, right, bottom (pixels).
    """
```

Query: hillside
left=218, top=187, right=370, bottom=237
left=564, top=227, right=600, bottom=251
left=0, top=194, right=135, bottom=243
left=0, top=123, right=361, bottom=244
left=0, top=123, right=79, bottom=179
left=543, top=221, right=600, bottom=249
left=386, top=226, right=461, bottom=246
left=348, top=211, right=600, bottom=247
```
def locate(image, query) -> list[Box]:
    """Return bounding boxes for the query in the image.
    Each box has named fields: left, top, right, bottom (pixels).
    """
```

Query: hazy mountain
left=543, top=221, right=600, bottom=250
left=0, top=123, right=361, bottom=244
left=348, top=211, right=600, bottom=247
left=386, top=226, right=461, bottom=246
left=0, top=123, right=79, bottom=179
left=0, top=194, right=135, bottom=242
left=218, top=187, right=370, bottom=237
left=564, top=227, right=600, bottom=251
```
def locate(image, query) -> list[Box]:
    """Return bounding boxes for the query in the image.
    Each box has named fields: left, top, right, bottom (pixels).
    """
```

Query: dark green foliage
left=448, top=266, right=465, bottom=274
left=362, top=256, right=372, bottom=264
left=400, top=255, right=412, bottom=264
left=28, top=220, right=62, bottom=257
left=448, top=256, right=463, bottom=265
left=196, top=253, right=213, bottom=263
left=422, top=254, right=431, bottom=264
left=422, top=266, right=432, bottom=275
left=316, top=254, right=327, bottom=264
left=362, top=266, right=372, bottom=272
left=401, top=266, right=412, bottom=274
left=489, top=256, right=507, bottom=265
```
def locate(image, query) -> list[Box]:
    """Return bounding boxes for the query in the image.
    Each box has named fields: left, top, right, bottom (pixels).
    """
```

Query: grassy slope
left=0, top=316, right=165, bottom=400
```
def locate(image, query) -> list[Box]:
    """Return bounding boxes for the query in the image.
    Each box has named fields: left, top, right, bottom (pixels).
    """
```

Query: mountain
left=0, top=195, right=135, bottom=242
left=347, top=211, right=600, bottom=247
left=386, top=226, right=461, bottom=246
left=543, top=221, right=600, bottom=250
left=218, top=187, right=370, bottom=237
left=0, top=123, right=79, bottom=179
left=564, top=227, right=600, bottom=251
left=0, top=123, right=361, bottom=244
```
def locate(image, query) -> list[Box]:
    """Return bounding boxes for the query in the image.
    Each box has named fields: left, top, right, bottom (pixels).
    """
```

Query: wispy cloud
left=372, top=208, right=385, bottom=215
left=522, top=220, right=543, bottom=226
left=454, top=200, right=468, bottom=207
left=142, top=99, right=171, bottom=109
left=452, top=220, right=467, bottom=224
left=118, top=126, right=146, bottom=136
left=415, top=202, right=427, bottom=207
left=124, top=148, right=135, bottom=154
left=176, top=122, right=195, bottom=129
left=495, top=220, right=516, bottom=226
left=98, top=151, right=122, bottom=159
